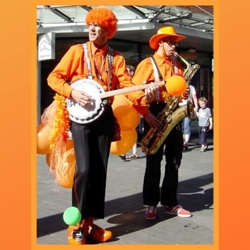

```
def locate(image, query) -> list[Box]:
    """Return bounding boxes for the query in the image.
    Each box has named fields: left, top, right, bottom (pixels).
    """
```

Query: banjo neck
left=100, top=81, right=165, bottom=99
left=67, top=79, right=167, bottom=124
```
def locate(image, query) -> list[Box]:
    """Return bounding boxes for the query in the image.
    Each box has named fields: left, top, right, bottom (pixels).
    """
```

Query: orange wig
left=85, top=7, right=118, bottom=39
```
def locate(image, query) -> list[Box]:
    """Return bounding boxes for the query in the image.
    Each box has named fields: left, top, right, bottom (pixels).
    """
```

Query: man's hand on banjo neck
left=70, top=89, right=91, bottom=106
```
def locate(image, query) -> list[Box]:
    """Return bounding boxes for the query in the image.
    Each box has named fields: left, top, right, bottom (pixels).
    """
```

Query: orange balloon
left=45, top=153, right=51, bottom=167
left=112, top=94, right=139, bottom=130
left=66, top=139, right=74, bottom=151
left=166, top=75, right=187, bottom=96
left=112, top=95, right=133, bottom=118
left=37, top=124, right=51, bottom=155
left=119, top=108, right=140, bottom=131
left=110, top=129, right=137, bottom=155
left=55, top=148, right=76, bottom=189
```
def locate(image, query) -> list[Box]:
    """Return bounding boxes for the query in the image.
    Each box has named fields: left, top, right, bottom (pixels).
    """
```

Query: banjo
left=66, top=78, right=165, bottom=124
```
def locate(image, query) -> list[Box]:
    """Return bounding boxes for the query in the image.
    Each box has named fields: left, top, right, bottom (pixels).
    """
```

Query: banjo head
left=66, top=79, right=106, bottom=124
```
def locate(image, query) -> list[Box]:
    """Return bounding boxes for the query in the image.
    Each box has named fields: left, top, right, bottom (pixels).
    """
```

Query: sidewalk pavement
left=37, top=132, right=214, bottom=245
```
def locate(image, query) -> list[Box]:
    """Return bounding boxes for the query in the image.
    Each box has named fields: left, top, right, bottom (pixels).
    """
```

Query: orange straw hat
left=149, top=26, right=186, bottom=50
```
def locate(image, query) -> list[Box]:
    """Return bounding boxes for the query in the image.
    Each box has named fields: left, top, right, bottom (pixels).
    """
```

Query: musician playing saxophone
left=132, top=26, right=192, bottom=220
left=47, top=7, right=154, bottom=244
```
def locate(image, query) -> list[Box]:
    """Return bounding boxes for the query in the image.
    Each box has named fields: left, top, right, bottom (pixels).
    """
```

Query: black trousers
left=70, top=106, right=114, bottom=219
left=143, top=102, right=183, bottom=206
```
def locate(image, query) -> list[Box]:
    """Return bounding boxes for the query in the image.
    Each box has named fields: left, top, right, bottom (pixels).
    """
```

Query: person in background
left=132, top=26, right=192, bottom=220
left=126, top=65, right=135, bottom=78
left=179, top=83, right=198, bottom=150
left=196, top=97, right=213, bottom=152
left=47, top=8, right=153, bottom=244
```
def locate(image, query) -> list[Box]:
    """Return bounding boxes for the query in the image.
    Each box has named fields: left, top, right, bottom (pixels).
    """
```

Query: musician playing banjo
left=47, top=7, right=155, bottom=245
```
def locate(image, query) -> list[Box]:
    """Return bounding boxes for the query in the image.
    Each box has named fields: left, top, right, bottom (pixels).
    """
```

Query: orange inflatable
left=37, top=124, right=51, bottom=155
left=118, top=108, right=140, bottom=131
left=112, top=94, right=133, bottom=118
left=110, top=129, right=137, bottom=155
left=55, top=148, right=76, bottom=189
left=45, top=154, right=51, bottom=167
left=65, top=139, right=74, bottom=151
left=166, top=75, right=187, bottom=96
left=112, top=94, right=140, bottom=131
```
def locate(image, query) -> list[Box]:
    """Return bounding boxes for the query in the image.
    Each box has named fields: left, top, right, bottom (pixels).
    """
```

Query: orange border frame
left=2, top=0, right=249, bottom=249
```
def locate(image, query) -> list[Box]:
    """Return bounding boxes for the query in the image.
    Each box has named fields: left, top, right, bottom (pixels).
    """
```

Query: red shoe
left=144, top=206, right=157, bottom=220
left=89, top=224, right=112, bottom=242
left=165, top=205, right=192, bottom=218
left=67, top=223, right=87, bottom=245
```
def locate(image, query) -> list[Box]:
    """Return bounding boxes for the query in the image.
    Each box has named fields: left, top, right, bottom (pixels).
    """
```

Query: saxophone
left=141, top=52, right=200, bottom=155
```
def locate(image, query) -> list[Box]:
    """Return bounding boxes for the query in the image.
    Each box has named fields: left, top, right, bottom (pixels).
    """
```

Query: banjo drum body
left=66, top=79, right=107, bottom=124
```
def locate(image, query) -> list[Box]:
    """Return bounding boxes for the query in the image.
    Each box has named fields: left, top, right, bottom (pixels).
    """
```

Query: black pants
left=70, top=106, right=114, bottom=219
left=143, top=102, right=183, bottom=207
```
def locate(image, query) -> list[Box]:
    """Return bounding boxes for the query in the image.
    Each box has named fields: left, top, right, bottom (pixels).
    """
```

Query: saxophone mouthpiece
left=173, top=51, right=178, bottom=57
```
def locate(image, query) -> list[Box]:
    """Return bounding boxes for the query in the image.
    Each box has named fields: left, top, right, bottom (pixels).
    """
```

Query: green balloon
left=63, top=207, right=81, bottom=225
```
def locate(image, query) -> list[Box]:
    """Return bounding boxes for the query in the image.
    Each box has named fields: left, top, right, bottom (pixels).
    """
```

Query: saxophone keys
left=166, top=116, right=172, bottom=123
left=157, top=131, right=163, bottom=137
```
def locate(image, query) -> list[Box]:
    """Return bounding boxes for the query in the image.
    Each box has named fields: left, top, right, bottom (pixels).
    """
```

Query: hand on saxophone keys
left=144, top=112, right=162, bottom=129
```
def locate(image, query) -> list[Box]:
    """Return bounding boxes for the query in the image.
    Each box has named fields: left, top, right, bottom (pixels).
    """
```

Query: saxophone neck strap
left=150, top=56, right=163, bottom=81
left=150, top=56, right=162, bottom=102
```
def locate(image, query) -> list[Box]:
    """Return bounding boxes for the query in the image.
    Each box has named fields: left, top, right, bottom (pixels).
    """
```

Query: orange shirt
left=47, top=41, right=149, bottom=116
left=132, top=52, right=184, bottom=102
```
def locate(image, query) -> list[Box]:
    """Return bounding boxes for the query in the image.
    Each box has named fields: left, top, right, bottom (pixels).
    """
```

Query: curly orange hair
left=85, top=7, right=118, bottom=39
